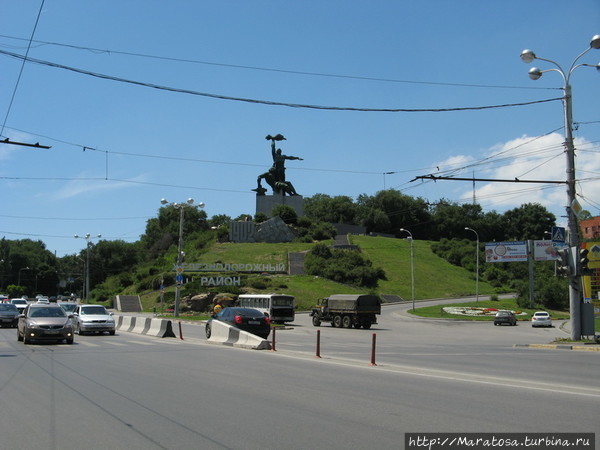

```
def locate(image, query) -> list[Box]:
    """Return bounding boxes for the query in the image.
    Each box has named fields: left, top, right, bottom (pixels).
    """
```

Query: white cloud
left=49, top=173, right=150, bottom=200
left=431, top=132, right=600, bottom=220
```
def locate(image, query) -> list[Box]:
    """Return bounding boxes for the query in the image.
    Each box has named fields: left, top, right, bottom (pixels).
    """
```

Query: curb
left=514, top=343, right=600, bottom=352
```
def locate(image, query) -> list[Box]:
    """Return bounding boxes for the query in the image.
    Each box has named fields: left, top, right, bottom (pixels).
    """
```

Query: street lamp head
left=520, top=49, right=536, bottom=63
left=160, top=198, right=169, bottom=205
left=186, top=198, right=195, bottom=205
left=590, top=34, right=600, bottom=49
left=197, top=202, right=205, bottom=208
left=528, top=67, right=543, bottom=80
left=400, top=228, right=413, bottom=238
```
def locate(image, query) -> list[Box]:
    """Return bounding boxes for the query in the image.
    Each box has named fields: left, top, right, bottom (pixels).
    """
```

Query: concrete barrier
left=132, top=317, right=151, bottom=335
left=115, top=315, right=176, bottom=338
left=119, top=315, right=136, bottom=332
left=207, top=319, right=271, bottom=350
left=145, top=318, right=177, bottom=338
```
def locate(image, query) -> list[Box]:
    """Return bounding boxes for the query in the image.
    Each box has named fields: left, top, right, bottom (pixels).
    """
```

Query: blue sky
left=1, top=1, right=599, bottom=256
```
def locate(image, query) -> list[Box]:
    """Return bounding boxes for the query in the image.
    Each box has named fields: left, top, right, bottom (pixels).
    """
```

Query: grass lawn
left=410, top=298, right=570, bottom=322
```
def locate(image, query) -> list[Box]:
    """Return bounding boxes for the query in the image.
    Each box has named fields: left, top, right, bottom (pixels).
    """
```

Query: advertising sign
left=533, top=240, right=566, bottom=261
left=485, top=241, right=528, bottom=263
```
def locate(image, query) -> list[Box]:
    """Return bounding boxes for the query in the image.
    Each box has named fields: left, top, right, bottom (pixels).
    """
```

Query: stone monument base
left=256, top=194, right=304, bottom=217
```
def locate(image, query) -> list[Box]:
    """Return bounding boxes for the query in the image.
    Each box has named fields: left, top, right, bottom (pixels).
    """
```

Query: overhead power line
left=0, top=34, right=558, bottom=91
left=0, top=49, right=564, bottom=113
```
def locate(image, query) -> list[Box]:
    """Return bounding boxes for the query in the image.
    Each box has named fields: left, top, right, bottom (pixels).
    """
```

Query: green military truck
left=311, top=294, right=381, bottom=329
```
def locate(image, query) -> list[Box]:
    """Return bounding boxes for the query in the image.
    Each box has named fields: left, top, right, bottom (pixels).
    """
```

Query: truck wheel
left=312, top=315, right=321, bottom=327
left=353, top=323, right=361, bottom=329
left=362, top=322, right=372, bottom=329
left=342, top=315, right=352, bottom=328
left=333, top=315, right=342, bottom=328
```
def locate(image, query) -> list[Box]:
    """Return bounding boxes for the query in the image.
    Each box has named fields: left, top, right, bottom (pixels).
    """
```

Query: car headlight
left=27, top=320, right=40, bottom=329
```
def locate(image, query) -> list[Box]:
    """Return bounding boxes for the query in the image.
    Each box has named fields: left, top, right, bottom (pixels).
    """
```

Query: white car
left=531, top=311, right=552, bottom=327
left=10, top=298, right=29, bottom=313
left=73, top=304, right=116, bottom=335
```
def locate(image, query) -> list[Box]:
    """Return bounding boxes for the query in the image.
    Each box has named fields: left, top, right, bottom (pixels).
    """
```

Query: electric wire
left=0, top=49, right=564, bottom=113
left=0, top=0, right=45, bottom=137
left=0, top=34, right=561, bottom=91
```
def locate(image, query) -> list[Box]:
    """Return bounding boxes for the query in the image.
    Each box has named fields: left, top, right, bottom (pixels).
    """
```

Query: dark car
left=0, top=303, right=20, bottom=328
left=17, top=303, right=74, bottom=344
left=494, top=310, right=517, bottom=326
left=206, top=307, right=271, bottom=339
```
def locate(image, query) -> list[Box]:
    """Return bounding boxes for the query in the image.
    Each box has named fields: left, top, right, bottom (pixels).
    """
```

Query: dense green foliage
left=430, top=237, right=568, bottom=311
left=0, top=188, right=573, bottom=312
left=304, top=190, right=557, bottom=242
left=304, top=243, right=386, bottom=288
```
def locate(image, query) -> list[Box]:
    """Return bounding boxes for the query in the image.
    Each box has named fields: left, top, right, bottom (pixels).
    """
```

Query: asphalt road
left=1, top=303, right=598, bottom=450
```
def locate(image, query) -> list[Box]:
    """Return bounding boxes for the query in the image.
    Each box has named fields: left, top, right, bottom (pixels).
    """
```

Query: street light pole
left=399, top=228, right=415, bottom=312
left=74, top=233, right=101, bottom=302
left=161, top=198, right=205, bottom=317
left=521, top=35, right=600, bottom=339
left=18, top=266, right=30, bottom=286
left=464, top=227, right=479, bottom=302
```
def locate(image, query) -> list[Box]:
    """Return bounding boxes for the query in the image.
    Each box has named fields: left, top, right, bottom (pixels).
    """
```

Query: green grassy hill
left=351, top=235, right=494, bottom=300
left=137, top=236, right=495, bottom=311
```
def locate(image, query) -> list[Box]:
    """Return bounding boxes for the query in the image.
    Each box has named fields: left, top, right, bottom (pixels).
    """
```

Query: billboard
left=533, top=240, right=566, bottom=261
left=485, top=241, right=528, bottom=263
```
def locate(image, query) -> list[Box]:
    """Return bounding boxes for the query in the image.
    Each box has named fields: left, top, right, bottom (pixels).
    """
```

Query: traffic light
left=556, top=246, right=573, bottom=277
left=578, top=247, right=592, bottom=276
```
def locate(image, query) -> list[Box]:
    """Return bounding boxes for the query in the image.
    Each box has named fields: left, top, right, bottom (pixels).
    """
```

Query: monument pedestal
left=256, top=194, right=304, bottom=217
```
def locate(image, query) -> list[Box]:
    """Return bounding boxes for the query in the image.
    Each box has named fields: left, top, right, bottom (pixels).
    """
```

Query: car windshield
left=30, top=307, right=66, bottom=318
left=81, top=306, right=108, bottom=315
left=60, top=303, right=78, bottom=312
left=0, top=304, right=18, bottom=311
left=12, top=299, right=27, bottom=305
left=232, top=308, right=264, bottom=317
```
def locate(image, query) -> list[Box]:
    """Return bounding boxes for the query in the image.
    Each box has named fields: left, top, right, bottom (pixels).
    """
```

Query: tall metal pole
left=400, top=228, right=415, bottom=311
left=74, top=233, right=101, bottom=303
left=85, top=240, right=90, bottom=302
left=174, top=205, right=185, bottom=317
left=409, top=236, right=415, bottom=311
left=161, top=198, right=205, bottom=318
left=563, top=83, right=583, bottom=339
left=465, top=227, right=479, bottom=302
left=520, top=36, right=599, bottom=340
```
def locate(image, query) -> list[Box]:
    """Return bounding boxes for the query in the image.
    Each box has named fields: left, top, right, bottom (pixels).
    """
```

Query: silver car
left=73, top=304, right=116, bottom=335
left=531, top=311, right=552, bottom=327
left=17, top=304, right=74, bottom=344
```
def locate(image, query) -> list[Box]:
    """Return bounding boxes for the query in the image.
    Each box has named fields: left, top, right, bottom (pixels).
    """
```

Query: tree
left=304, top=244, right=385, bottom=288
left=304, top=194, right=357, bottom=224
left=92, top=240, right=141, bottom=285
left=356, top=190, right=431, bottom=237
left=430, top=201, right=486, bottom=240
left=503, top=203, right=556, bottom=240
left=140, top=205, right=209, bottom=259
left=208, top=214, right=231, bottom=229
left=0, top=239, right=58, bottom=295
left=271, top=205, right=298, bottom=224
